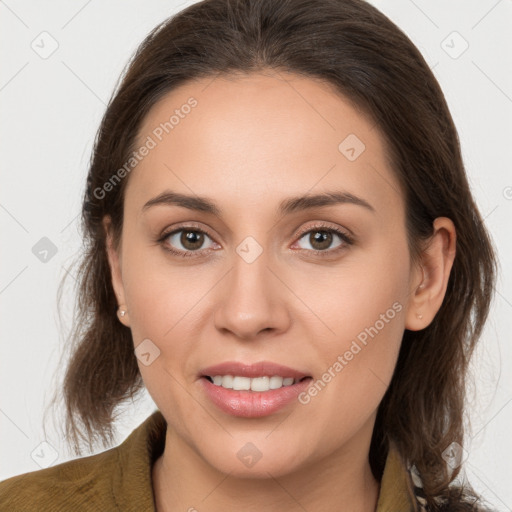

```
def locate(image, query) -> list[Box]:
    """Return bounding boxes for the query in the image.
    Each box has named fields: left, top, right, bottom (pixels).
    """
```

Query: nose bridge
left=239, top=235, right=268, bottom=276
left=213, top=230, right=289, bottom=338
left=230, top=232, right=274, bottom=306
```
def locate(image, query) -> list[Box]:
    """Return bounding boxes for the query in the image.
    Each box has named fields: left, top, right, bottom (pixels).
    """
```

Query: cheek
left=298, top=234, right=409, bottom=347
left=121, top=238, right=196, bottom=339
left=123, top=252, right=201, bottom=427
left=120, top=241, right=211, bottom=390
left=295, top=296, right=405, bottom=462
left=299, top=238, right=409, bottom=418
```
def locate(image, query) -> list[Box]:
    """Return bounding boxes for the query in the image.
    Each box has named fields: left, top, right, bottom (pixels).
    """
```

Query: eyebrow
left=142, top=189, right=375, bottom=216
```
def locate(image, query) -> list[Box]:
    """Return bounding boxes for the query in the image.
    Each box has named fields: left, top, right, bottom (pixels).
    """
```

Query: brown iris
left=308, top=230, right=333, bottom=251
left=180, top=230, right=205, bottom=251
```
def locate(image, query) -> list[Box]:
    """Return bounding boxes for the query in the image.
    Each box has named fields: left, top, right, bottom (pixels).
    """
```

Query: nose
left=214, top=244, right=290, bottom=341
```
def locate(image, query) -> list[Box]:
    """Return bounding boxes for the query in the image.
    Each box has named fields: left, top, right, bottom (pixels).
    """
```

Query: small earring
left=416, top=313, right=423, bottom=319
left=117, top=306, right=128, bottom=318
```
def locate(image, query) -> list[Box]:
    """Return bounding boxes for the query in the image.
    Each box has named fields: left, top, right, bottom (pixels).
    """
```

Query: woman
left=0, top=0, right=498, bottom=510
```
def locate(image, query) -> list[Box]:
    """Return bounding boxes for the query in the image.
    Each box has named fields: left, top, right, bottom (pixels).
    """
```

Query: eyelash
left=156, top=222, right=354, bottom=259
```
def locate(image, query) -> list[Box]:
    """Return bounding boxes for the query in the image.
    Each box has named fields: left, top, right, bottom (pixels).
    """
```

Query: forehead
left=127, top=71, right=404, bottom=221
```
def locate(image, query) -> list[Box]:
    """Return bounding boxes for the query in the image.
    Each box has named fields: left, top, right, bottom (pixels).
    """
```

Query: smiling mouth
left=203, top=375, right=311, bottom=392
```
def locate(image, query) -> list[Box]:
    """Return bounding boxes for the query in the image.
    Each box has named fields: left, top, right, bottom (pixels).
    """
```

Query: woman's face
left=107, top=71, right=422, bottom=477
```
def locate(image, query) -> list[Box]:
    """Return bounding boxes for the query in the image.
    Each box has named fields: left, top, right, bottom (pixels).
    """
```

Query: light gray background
left=1, top=0, right=511, bottom=509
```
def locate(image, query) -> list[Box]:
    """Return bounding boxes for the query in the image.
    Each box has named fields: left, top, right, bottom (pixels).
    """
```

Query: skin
left=104, top=70, right=456, bottom=512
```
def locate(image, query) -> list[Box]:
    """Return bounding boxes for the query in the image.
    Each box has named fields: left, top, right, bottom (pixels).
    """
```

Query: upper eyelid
left=160, top=221, right=210, bottom=237
left=294, top=221, right=352, bottom=238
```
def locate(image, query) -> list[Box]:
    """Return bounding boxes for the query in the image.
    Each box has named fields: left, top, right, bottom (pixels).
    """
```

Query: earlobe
left=405, top=217, right=456, bottom=331
left=116, top=305, right=130, bottom=326
left=103, top=216, right=131, bottom=327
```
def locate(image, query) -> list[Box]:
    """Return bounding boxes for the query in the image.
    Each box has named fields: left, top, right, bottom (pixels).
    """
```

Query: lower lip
left=200, top=377, right=312, bottom=418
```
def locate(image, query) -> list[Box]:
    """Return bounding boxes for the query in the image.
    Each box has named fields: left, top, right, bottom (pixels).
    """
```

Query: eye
left=157, top=222, right=353, bottom=259
left=158, top=224, right=219, bottom=258
left=292, top=223, right=354, bottom=255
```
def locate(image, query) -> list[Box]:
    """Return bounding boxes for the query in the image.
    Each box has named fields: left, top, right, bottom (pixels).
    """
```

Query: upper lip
left=200, top=361, right=310, bottom=380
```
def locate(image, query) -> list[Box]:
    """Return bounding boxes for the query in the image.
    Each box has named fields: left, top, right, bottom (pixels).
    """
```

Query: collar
left=376, top=440, right=420, bottom=511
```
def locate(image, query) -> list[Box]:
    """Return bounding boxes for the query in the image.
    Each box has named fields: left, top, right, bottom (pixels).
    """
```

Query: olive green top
left=0, top=410, right=418, bottom=511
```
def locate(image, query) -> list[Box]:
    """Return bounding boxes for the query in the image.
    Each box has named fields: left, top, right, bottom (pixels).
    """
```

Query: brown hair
left=49, top=0, right=498, bottom=509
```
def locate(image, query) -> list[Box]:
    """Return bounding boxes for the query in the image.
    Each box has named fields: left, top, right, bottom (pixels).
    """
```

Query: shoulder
left=0, top=445, right=120, bottom=511
left=0, top=410, right=166, bottom=512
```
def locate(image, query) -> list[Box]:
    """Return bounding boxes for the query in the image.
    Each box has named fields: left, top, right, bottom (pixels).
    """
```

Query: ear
left=405, top=217, right=456, bottom=331
left=103, top=215, right=131, bottom=327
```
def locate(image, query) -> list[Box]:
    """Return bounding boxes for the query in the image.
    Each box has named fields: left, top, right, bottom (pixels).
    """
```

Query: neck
left=152, top=422, right=380, bottom=512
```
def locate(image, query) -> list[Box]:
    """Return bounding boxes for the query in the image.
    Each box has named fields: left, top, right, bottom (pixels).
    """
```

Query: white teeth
left=232, top=376, right=251, bottom=390
left=269, top=376, right=283, bottom=389
left=212, top=375, right=223, bottom=386
left=251, top=376, right=269, bottom=391
left=209, top=375, right=301, bottom=391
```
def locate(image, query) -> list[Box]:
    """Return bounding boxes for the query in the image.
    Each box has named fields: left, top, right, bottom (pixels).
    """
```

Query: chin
left=198, top=439, right=309, bottom=479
